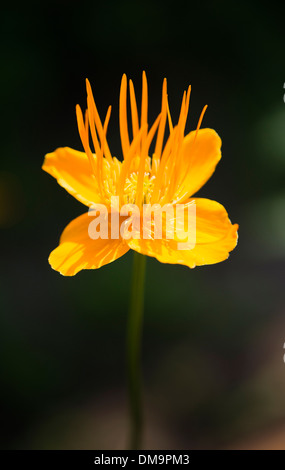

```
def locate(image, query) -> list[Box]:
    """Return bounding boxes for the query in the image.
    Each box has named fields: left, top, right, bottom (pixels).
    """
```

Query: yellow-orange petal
left=173, top=128, right=222, bottom=202
left=49, top=212, right=130, bottom=276
left=42, top=147, right=105, bottom=207
left=127, top=198, right=238, bottom=268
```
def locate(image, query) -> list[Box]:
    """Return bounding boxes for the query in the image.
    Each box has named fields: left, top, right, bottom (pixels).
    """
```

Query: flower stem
left=127, top=251, right=146, bottom=450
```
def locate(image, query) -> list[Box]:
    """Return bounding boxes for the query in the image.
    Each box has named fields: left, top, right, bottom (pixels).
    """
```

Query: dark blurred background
left=0, top=0, right=285, bottom=449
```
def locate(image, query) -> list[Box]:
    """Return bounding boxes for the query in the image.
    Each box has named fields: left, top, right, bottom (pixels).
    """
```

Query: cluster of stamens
left=75, top=72, right=207, bottom=209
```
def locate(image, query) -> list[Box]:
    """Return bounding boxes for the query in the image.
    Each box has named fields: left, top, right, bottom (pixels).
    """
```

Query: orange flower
left=43, top=73, right=238, bottom=276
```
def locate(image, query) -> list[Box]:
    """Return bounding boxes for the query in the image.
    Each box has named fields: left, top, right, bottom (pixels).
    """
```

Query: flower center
left=123, top=172, right=155, bottom=205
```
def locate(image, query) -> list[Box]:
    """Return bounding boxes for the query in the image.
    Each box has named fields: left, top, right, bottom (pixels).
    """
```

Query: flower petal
left=42, top=147, right=105, bottom=207
left=49, top=212, right=130, bottom=276
left=174, top=129, right=222, bottom=201
left=127, top=198, right=238, bottom=268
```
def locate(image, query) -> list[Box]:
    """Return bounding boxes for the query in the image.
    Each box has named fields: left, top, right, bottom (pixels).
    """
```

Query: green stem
left=127, top=252, right=146, bottom=450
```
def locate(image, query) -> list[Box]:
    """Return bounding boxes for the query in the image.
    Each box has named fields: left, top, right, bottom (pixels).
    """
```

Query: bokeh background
left=1, top=0, right=285, bottom=450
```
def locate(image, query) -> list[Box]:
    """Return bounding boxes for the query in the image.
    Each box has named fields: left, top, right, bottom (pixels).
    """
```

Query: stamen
left=151, top=126, right=177, bottom=203
left=194, top=105, right=208, bottom=143
left=84, top=109, right=89, bottom=146
left=167, top=99, right=173, bottom=133
left=86, top=79, right=112, bottom=162
left=154, top=78, right=167, bottom=161
left=140, top=71, right=148, bottom=148
left=184, top=85, right=191, bottom=127
left=119, top=74, right=130, bottom=159
left=103, top=105, right=112, bottom=136
left=87, top=93, right=103, bottom=189
left=76, top=104, right=97, bottom=177
left=165, top=85, right=191, bottom=202
left=136, top=113, right=162, bottom=207
left=118, top=125, right=147, bottom=200
left=172, top=104, right=208, bottom=204
left=100, top=106, right=112, bottom=195
left=129, top=79, right=139, bottom=139
left=163, top=91, right=187, bottom=201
